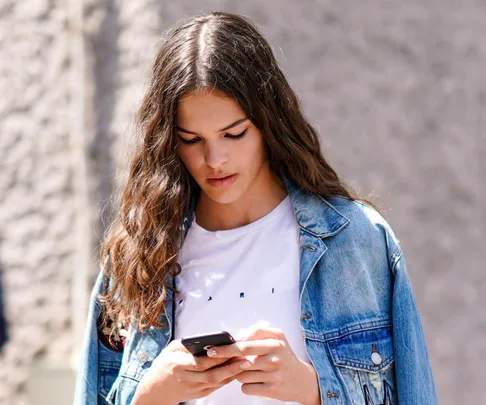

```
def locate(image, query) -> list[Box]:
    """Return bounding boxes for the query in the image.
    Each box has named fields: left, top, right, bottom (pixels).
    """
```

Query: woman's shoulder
left=323, top=195, right=402, bottom=258
left=324, top=195, right=387, bottom=227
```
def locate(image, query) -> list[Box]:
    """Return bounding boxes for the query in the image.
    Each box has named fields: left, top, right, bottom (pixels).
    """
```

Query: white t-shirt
left=175, top=196, right=310, bottom=405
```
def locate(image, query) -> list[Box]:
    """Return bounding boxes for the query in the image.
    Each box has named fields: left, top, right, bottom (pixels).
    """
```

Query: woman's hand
left=133, top=339, right=249, bottom=405
left=207, top=326, right=321, bottom=405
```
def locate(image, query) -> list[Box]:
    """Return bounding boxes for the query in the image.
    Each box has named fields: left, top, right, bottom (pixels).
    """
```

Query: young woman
left=73, top=11, right=437, bottom=405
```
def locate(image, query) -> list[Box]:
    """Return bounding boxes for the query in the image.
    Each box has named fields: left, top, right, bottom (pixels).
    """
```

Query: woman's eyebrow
left=175, top=118, right=248, bottom=135
left=218, top=117, right=248, bottom=132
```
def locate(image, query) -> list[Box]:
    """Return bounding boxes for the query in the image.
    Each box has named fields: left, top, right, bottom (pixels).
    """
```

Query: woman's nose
left=204, top=141, right=228, bottom=169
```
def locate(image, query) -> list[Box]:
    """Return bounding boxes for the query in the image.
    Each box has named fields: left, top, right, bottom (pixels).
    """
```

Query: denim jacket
left=73, top=179, right=437, bottom=405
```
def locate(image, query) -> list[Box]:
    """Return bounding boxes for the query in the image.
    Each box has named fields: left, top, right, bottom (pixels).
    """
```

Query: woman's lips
left=206, top=174, right=238, bottom=188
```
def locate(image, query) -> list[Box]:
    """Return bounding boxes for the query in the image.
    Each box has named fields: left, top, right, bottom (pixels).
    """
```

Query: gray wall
left=0, top=1, right=484, bottom=404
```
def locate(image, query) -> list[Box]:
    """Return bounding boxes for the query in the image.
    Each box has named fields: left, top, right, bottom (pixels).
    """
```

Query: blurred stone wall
left=0, top=1, right=484, bottom=404
left=0, top=1, right=75, bottom=403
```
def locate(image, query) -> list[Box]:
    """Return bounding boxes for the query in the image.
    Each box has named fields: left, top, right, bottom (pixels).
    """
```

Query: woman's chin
left=200, top=185, right=246, bottom=206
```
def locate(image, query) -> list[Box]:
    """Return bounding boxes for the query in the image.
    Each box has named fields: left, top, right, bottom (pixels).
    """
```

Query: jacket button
left=137, top=351, right=149, bottom=364
left=371, top=352, right=382, bottom=365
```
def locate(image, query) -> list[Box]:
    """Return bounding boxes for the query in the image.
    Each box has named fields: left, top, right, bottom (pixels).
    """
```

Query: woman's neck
left=194, top=172, right=288, bottom=232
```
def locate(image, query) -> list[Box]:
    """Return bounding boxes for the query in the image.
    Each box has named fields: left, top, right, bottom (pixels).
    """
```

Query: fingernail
left=240, top=361, right=251, bottom=369
left=207, top=348, right=217, bottom=357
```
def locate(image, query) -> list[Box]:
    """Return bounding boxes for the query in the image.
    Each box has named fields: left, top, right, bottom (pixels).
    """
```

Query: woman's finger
left=181, top=353, right=233, bottom=372
left=241, top=382, right=273, bottom=397
left=236, top=370, right=272, bottom=384
left=165, top=339, right=189, bottom=352
left=188, top=358, right=249, bottom=385
left=245, top=353, right=281, bottom=371
left=207, top=339, right=282, bottom=358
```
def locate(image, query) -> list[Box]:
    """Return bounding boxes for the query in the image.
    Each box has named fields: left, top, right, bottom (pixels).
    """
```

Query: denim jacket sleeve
left=387, top=234, right=438, bottom=404
left=73, top=270, right=124, bottom=405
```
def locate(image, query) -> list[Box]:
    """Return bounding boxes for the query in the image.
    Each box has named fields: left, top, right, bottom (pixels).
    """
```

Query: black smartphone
left=181, top=331, right=236, bottom=357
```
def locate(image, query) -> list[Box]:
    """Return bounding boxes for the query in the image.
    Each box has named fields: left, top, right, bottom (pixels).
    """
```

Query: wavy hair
left=99, top=11, right=373, bottom=332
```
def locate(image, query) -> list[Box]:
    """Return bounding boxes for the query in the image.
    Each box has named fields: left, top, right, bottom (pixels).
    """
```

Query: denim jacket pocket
left=103, top=365, right=149, bottom=405
left=327, top=326, right=398, bottom=405
left=99, top=343, right=123, bottom=403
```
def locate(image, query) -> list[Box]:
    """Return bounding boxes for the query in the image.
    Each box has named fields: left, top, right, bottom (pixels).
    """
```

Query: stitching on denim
left=118, top=373, right=142, bottom=383
left=99, top=361, right=122, bottom=369
left=303, top=319, right=392, bottom=342
left=331, top=357, right=394, bottom=373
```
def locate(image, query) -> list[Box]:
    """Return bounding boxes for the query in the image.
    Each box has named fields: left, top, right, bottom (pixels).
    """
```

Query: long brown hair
left=100, top=11, right=372, bottom=332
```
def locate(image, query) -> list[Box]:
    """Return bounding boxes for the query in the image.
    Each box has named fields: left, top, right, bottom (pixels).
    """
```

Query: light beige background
left=0, top=1, right=484, bottom=404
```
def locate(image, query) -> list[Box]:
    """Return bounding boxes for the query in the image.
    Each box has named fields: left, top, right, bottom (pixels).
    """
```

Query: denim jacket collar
left=282, top=177, right=350, bottom=238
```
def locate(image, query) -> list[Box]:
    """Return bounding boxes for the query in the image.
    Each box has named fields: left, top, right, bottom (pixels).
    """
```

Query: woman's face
left=176, top=88, right=272, bottom=205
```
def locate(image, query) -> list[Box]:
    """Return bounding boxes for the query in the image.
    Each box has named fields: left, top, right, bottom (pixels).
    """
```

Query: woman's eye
left=179, top=136, right=201, bottom=144
left=225, top=129, right=247, bottom=139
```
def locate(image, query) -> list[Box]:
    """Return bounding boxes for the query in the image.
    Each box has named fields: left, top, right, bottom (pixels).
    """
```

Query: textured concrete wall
left=0, top=1, right=484, bottom=404
left=0, top=1, right=75, bottom=403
